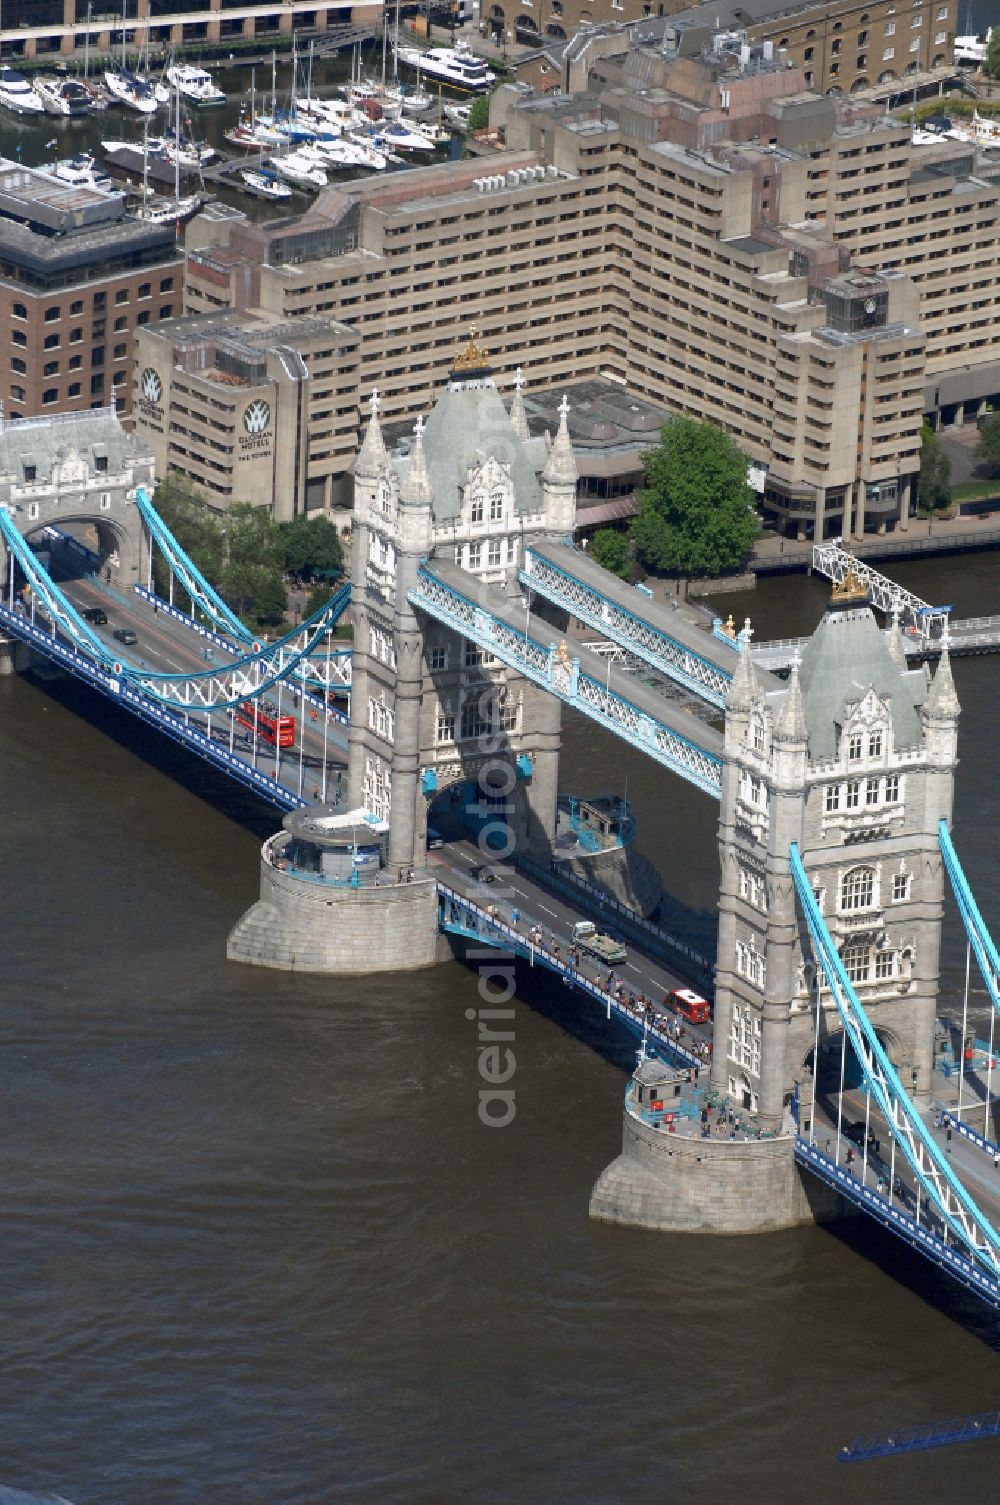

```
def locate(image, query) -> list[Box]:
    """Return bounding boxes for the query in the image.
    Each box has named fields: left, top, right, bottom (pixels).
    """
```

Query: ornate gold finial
left=831, top=564, right=868, bottom=602
left=556, top=639, right=572, bottom=669
left=453, top=325, right=491, bottom=372
left=723, top=614, right=736, bottom=638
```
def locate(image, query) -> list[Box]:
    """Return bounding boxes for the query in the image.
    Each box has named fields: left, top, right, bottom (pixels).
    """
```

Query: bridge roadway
left=754, top=617, right=1000, bottom=671
left=54, top=570, right=350, bottom=803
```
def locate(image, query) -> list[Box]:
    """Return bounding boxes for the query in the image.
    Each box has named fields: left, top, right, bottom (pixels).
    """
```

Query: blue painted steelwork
left=134, top=485, right=250, bottom=643
left=796, top=1139, right=1000, bottom=1308
left=520, top=543, right=732, bottom=708
left=937, top=1110, right=1000, bottom=1166
left=790, top=843, right=1000, bottom=1279
left=437, top=883, right=704, bottom=1071
left=0, top=603, right=305, bottom=811
left=409, top=563, right=724, bottom=798
left=939, top=819, right=1000, bottom=1019
left=1, top=508, right=110, bottom=660
left=839, top=1410, right=1000, bottom=1463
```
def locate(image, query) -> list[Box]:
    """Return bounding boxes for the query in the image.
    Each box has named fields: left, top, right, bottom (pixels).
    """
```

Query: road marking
left=536, top=903, right=558, bottom=918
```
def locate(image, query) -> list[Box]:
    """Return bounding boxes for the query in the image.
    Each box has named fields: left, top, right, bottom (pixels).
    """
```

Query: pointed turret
left=887, top=600, right=907, bottom=671
left=401, top=413, right=432, bottom=508
left=355, top=388, right=387, bottom=479
left=924, top=634, right=960, bottom=721
left=725, top=619, right=760, bottom=712
left=774, top=653, right=807, bottom=744
left=509, top=367, right=530, bottom=441
left=543, top=393, right=577, bottom=486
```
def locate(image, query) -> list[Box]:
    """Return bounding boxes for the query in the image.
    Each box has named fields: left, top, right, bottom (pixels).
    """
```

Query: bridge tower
left=712, top=574, right=960, bottom=1132
left=347, top=338, right=576, bottom=874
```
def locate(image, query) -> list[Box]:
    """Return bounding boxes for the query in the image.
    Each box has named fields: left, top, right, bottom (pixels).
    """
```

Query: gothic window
left=845, top=781, right=860, bottom=809
left=738, top=769, right=766, bottom=809
left=489, top=491, right=504, bottom=521
left=735, top=939, right=766, bottom=989
left=371, top=626, right=396, bottom=669
left=874, top=950, right=896, bottom=980
left=865, top=777, right=879, bottom=806
left=435, top=707, right=456, bottom=743
left=487, top=538, right=502, bottom=569
left=868, top=730, right=883, bottom=757
left=464, top=641, right=482, bottom=668
left=739, top=866, right=768, bottom=912
left=470, top=493, right=485, bottom=524
left=730, top=1003, right=762, bottom=1073
left=884, top=775, right=900, bottom=802
left=363, top=755, right=391, bottom=821
left=751, top=715, right=765, bottom=754
left=467, top=542, right=482, bottom=570
left=848, top=732, right=863, bottom=761
left=825, top=784, right=841, bottom=813
left=461, top=685, right=518, bottom=740
left=428, top=645, right=446, bottom=671
left=892, top=873, right=910, bottom=902
left=367, top=696, right=395, bottom=743
left=842, top=944, right=870, bottom=983
left=840, top=866, right=875, bottom=912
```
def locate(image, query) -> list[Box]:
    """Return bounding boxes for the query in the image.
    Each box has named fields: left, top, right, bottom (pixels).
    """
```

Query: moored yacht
left=395, top=40, right=495, bottom=94
left=104, top=68, right=158, bottom=114
left=272, top=148, right=327, bottom=190
left=166, top=63, right=226, bottom=106
left=0, top=64, right=45, bottom=115
left=35, top=76, right=93, bottom=116
left=372, top=117, right=436, bottom=154
left=240, top=166, right=293, bottom=200
left=46, top=151, right=119, bottom=194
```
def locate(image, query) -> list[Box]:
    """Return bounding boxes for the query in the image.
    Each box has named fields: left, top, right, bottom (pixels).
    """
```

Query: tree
left=588, top=527, right=631, bottom=579
left=631, top=417, right=758, bottom=577
left=977, top=413, right=1000, bottom=473
left=220, top=502, right=287, bottom=626
left=279, top=513, right=344, bottom=580
left=985, top=29, right=1000, bottom=81
left=151, top=474, right=224, bottom=596
left=468, top=91, right=492, bottom=131
left=917, top=422, right=952, bottom=512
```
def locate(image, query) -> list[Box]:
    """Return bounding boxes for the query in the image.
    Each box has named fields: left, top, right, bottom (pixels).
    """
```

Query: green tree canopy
left=985, top=29, right=1000, bottom=80
left=588, top=527, right=631, bottom=580
left=151, top=474, right=224, bottom=594
left=976, top=413, right=1000, bottom=472
left=221, top=502, right=287, bottom=626
left=631, top=417, right=758, bottom=577
left=917, top=422, right=952, bottom=512
left=279, top=513, right=344, bottom=579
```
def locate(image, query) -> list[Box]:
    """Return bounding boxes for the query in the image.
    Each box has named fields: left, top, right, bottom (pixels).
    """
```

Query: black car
left=843, top=1121, right=869, bottom=1148
left=113, top=627, right=138, bottom=646
left=469, top=862, right=496, bottom=883
left=83, top=606, right=108, bottom=625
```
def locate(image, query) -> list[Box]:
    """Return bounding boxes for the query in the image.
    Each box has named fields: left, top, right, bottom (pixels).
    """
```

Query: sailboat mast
left=175, top=78, right=180, bottom=204
left=84, top=0, right=91, bottom=78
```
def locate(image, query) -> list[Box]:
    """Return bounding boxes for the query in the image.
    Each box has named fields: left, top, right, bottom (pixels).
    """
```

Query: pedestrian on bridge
left=511, top=906, right=519, bottom=929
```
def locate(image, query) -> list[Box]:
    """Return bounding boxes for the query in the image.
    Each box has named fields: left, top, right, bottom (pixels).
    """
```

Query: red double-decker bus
left=234, top=698, right=295, bottom=748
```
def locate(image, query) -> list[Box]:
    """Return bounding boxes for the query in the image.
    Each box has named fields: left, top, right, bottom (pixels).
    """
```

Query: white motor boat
left=134, top=192, right=201, bottom=225
left=396, top=40, right=495, bottom=94
left=104, top=68, right=158, bottom=114
left=304, top=137, right=387, bottom=172
left=383, top=80, right=433, bottom=115
left=46, top=151, right=119, bottom=194
left=240, top=166, right=293, bottom=200
left=147, top=129, right=217, bottom=169
left=373, top=118, right=436, bottom=154
left=443, top=101, right=472, bottom=129
left=166, top=63, right=225, bottom=106
left=0, top=65, right=45, bottom=115
left=272, top=148, right=327, bottom=190
left=294, top=94, right=361, bottom=132
left=34, top=76, right=93, bottom=116
left=153, top=78, right=171, bottom=106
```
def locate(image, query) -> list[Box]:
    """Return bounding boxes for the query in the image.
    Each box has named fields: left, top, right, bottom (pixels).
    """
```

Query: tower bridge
left=4, top=361, right=1000, bottom=1313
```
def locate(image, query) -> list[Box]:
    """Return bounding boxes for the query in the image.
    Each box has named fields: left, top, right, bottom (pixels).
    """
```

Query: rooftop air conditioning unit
left=546, top=163, right=559, bottom=178
left=507, top=170, right=519, bottom=186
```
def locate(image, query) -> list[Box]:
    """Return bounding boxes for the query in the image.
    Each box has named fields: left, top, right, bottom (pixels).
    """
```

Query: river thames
left=0, top=552, right=998, bottom=1504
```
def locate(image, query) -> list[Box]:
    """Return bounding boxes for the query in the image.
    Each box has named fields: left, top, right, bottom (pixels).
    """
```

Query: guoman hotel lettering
left=239, top=398, right=272, bottom=459
left=138, top=366, right=164, bottom=430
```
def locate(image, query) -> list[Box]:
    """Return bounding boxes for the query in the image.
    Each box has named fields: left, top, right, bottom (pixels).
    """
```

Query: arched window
left=470, top=491, right=485, bottom=524
left=489, top=489, right=504, bottom=521
left=840, top=866, right=875, bottom=912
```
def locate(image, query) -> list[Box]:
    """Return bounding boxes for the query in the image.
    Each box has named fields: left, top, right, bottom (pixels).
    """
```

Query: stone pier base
left=227, top=853, right=442, bottom=974
left=590, top=1112, right=847, bottom=1234
left=557, top=843, right=663, bottom=918
left=0, top=635, right=32, bottom=676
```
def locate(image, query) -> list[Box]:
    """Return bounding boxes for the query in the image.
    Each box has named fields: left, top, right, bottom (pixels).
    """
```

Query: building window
left=840, top=866, right=875, bottom=912
left=848, top=732, right=863, bottom=761
left=10, top=357, right=26, bottom=374
left=68, top=383, right=81, bottom=398
left=43, top=360, right=59, bottom=377
left=885, top=19, right=895, bottom=32
left=934, top=29, right=946, bottom=41
left=160, top=276, right=174, bottom=293
left=735, top=941, right=766, bottom=990
left=804, top=45, right=814, bottom=59
left=464, top=641, right=482, bottom=668
left=739, top=865, right=768, bottom=912
left=43, top=334, right=59, bottom=350
left=69, top=355, right=82, bottom=371
left=92, top=347, right=104, bottom=367
left=858, top=28, right=868, bottom=42
left=831, top=37, right=841, bottom=52
left=730, top=1005, right=762, bottom=1074
left=911, top=12, right=921, bottom=24
left=892, top=873, right=910, bottom=902
left=909, top=37, right=920, bottom=48
left=160, top=305, right=173, bottom=320
left=114, top=316, right=128, bottom=332
left=428, top=645, right=446, bottom=671
left=114, top=343, right=128, bottom=360
left=70, top=299, right=83, bottom=316
left=751, top=715, right=765, bottom=754
left=874, top=950, right=895, bottom=981
left=94, top=455, right=108, bottom=473
left=11, top=331, right=26, bottom=347
left=487, top=538, right=502, bottom=568
left=884, top=774, right=900, bottom=802
left=93, top=293, right=106, bottom=310
left=367, top=696, right=395, bottom=743
left=90, top=374, right=104, bottom=395
left=112, top=370, right=126, bottom=388
left=115, top=289, right=129, bottom=305
left=44, top=306, right=61, bottom=322
left=137, top=311, right=151, bottom=326
left=936, top=4, right=947, bottom=14
left=738, top=769, right=766, bottom=810
left=9, top=384, right=24, bottom=401
left=470, top=493, right=484, bottom=523
left=489, top=491, right=504, bottom=521
left=865, top=777, right=879, bottom=806
left=467, top=542, right=482, bottom=570
left=42, top=388, right=58, bottom=405
left=22, top=464, right=36, bottom=482
left=825, top=785, right=841, bottom=813
left=883, top=46, right=895, bottom=57
left=11, top=302, right=26, bottom=319
left=842, top=944, right=870, bottom=983
left=69, top=328, right=84, bottom=344
left=435, top=708, right=455, bottom=743
left=845, top=780, right=860, bottom=808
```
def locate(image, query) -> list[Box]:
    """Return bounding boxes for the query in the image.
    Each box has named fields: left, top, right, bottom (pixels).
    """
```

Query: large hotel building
left=136, top=23, right=1000, bottom=541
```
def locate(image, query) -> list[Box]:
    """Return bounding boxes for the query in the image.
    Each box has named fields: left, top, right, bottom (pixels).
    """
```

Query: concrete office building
left=0, top=0, right=380, bottom=62
left=177, top=27, right=1000, bottom=539
left=132, top=309, right=359, bottom=516
left=0, top=159, right=182, bottom=424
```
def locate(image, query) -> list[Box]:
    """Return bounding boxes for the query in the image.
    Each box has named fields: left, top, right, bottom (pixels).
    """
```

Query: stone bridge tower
left=347, top=337, right=578, bottom=873
left=712, top=575, right=960, bottom=1132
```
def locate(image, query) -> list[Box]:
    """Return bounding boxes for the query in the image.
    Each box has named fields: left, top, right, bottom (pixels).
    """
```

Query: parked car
left=113, top=627, right=138, bottom=645
left=83, top=606, right=108, bottom=625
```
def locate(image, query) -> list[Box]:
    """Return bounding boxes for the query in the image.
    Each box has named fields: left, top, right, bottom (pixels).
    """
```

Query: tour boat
left=0, top=65, right=45, bottom=115
left=240, top=166, right=293, bottom=200
left=395, top=40, right=495, bottom=94
left=35, top=76, right=93, bottom=116
left=272, top=149, right=328, bottom=190
left=166, top=63, right=226, bottom=106
left=104, top=68, right=158, bottom=114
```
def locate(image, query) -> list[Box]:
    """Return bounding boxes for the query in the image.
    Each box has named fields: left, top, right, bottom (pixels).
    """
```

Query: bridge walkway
left=755, top=616, right=1000, bottom=671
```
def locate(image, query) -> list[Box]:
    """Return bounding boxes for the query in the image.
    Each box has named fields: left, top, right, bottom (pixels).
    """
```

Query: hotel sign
left=137, top=366, right=164, bottom=430
left=239, top=397, right=272, bottom=460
